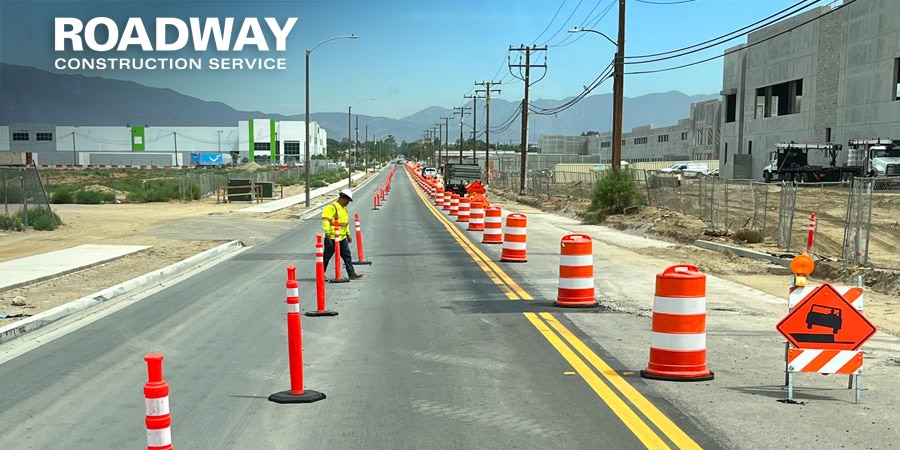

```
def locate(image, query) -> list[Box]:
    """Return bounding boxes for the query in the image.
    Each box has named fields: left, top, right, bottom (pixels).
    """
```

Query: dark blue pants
left=323, top=237, right=356, bottom=276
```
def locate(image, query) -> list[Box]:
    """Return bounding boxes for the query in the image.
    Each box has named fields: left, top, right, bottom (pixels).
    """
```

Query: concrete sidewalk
left=235, top=170, right=370, bottom=214
left=0, top=244, right=151, bottom=292
left=428, top=191, right=900, bottom=449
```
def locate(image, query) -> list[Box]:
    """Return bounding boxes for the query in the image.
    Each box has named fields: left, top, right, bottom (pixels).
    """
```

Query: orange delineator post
left=306, top=236, right=338, bottom=317
left=352, top=213, right=372, bottom=265
left=144, top=353, right=173, bottom=450
left=482, top=206, right=503, bottom=244
left=373, top=193, right=380, bottom=210
left=268, top=265, right=327, bottom=403
left=468, top=200, right=485, bottom=231
left=456, top=197, right=470, bottom=222
left=554, top=234, right=598, bottom=308
left=500, top=214, right=527, bottom=262
left=329, top=219, right=349, bottom=283
left=640, top=264, right=714, bottom=382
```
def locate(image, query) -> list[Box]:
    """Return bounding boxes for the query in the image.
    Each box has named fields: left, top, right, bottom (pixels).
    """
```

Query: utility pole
left=441, top=116, right=451, bottom=170
left=452, top=106, right=470, bottom=163
left=509, top=45, right=547, bottom=195
left=463, top=93, right=479, bottom=163
left=173, top=132, right=178, bottom=166
left=217, top=130, right=222, bottom=155
left=612, top=0, right=626, bottom=169
left=475, top=81, right=501, bottom=183
left=355, top=115, right=360, bottom=168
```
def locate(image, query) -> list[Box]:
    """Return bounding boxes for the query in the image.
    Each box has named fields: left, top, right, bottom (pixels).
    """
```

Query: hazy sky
left=0, top=0, right=828, bottom=119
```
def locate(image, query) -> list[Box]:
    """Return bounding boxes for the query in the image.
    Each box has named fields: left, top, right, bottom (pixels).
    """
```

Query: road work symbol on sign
left=776, top=282, right=877, bottom=351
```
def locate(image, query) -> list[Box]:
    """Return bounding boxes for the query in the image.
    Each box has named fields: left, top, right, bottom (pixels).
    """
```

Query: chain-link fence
left=843, top=176, right=900, bottom=269
left=1, top=166, right=60, bottom=230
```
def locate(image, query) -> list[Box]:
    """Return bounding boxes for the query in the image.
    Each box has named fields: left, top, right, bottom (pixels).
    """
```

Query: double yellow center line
left=404, top=169, right=702, bottom=450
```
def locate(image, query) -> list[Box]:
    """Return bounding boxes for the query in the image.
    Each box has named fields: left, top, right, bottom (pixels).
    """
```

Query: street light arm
left=569, top=27, right=617, bottom=47
left=350, top=97, right=376, bottom=109
left=308, top=34, right=359, bottom=54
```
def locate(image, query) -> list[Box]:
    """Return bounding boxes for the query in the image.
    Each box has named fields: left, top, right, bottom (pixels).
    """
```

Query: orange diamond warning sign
left=776, top=282, right=877, bottom=351
left=466, top=181, right=486, bottom=195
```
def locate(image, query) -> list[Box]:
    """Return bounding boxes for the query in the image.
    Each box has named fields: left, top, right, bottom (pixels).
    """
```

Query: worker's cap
left=339, top=189, right=353, bottom=202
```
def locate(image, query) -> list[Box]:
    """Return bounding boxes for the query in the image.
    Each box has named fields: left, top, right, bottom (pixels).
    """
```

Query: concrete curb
left=295, top=165, right=390, bottom=221
left=0, top=239, right=245, bottom=346
left=693, top=239, right=793, bottom=268
left=0, top=245, right=151, bottom=294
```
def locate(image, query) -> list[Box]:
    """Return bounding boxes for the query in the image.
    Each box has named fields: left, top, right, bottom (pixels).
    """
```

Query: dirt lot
left=0, top=201, right=245, bottom=326
left=490, top=187, right=900, bottom=337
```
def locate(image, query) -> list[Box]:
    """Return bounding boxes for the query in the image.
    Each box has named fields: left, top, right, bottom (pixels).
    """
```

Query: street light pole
left=347, top=97, right=375, bottom=188
left=569, top=24, right=624, bottom=168
left=305, top=34, right=359, bottom=207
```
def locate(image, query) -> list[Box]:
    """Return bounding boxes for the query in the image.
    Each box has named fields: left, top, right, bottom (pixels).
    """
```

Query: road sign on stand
left=466, top=181, right=486, bottom=195
left=776, top=282, right=877, bottom=351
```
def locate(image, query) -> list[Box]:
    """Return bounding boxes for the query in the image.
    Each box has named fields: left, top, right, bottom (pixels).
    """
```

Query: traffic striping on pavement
left=405, top=168, right=702, bottom=449
left=406, top=170, right=532, bottom=300
left=523, top=312, right=671, bottom=450
left=539, top=313, right=703, bottom=450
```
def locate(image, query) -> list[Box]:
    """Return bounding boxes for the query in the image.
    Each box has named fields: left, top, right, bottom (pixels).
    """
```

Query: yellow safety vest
left=322, top=202, right=350, bottom=240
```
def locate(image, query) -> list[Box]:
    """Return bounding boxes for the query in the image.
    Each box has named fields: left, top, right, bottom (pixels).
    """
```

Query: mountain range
left=0, top=62, right=718, bottom=143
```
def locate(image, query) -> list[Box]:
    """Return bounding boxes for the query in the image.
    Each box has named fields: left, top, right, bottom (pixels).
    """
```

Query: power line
left=549, top=0, right=617, bottom=48
left=541, top=0, right=586, bottom=46
left=532, top=0, right=568, bottom=44
left=625, top=0, right=821, bottom=63
left=625, top=0, right=854, bottom=75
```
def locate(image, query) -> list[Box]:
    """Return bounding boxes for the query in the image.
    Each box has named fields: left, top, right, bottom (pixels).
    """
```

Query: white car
left=424, top=168, right=437, bottom=177
left=660, top=161, right=709, bottom=177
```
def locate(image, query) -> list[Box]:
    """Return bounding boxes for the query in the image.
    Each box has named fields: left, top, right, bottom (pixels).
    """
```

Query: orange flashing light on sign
left=790, top=253, right=815, bottom=287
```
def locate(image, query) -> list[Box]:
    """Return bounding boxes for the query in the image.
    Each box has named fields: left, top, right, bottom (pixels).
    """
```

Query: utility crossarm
left=775, top=142, right=840, bottom=151
left=849, top=138, right=898, bottom=146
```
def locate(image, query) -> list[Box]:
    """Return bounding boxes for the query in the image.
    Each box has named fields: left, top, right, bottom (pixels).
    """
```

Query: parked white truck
left=846, top=138, right=900, bottom=177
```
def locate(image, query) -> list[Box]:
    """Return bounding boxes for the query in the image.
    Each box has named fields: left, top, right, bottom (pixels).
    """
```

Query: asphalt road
left=0, top=166, right=718, bottom=449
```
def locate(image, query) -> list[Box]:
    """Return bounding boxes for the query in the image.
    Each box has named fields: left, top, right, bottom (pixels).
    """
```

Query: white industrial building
left=0, top=119, right=327, bottom=166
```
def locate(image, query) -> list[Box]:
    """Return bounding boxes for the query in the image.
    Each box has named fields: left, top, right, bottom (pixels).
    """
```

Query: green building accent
left=248, top=119, right=255, bottom=162
left=131, top=126, right=145, bottom=151
left=270, top=119, right=277, bottom=163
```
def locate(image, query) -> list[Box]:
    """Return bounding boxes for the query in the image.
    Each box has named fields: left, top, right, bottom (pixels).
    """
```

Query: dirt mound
left=82, top=184, right=116, bottom=194
left=604, top=206, right=707, bottom=244
left=813, top=261, right=900, bottom=296
left=238, top=162, right=263, bottom=172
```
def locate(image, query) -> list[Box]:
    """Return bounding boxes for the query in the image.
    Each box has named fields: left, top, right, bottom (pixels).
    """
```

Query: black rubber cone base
left=553, top=301, right=600, bottom=308
left=352, top=260, right=373, bottom=265
left=639, top=369, right=714, bottom=382
left=329, top=278, right=350, bottom=284
left=305, top=310, right=339, bottom=317
left=268, top=389, right=326, bottom=404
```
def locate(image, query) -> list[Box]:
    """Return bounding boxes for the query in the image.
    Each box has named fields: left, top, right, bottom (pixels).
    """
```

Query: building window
left=253, top=142, right=270, bottom=151
left=658, top=134, right=669, bottom=143
left=12, top=132, right=29, bottom=141
left=681, top=132, right=688, bottom=140
left=634, top=137, right=647, bottom=145
left=748, top=140, right=753, bottom=155
left=725, top=94, right=737, bottom=123
left=894, top=58, right=900, bottom=100
left=284, top=141, right=301, bottom=155
left=36, top=132, right=53, bottom=141
left=724, top=143, right=728, bottom=164
left=622, top=139, right=626, bottom=146
left=600, top=141, right=611, bottom=148
left=754, top=79, right=803, bottom=118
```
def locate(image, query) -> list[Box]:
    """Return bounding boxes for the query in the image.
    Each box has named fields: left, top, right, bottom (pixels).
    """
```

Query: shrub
left=13, top=207, right=62, bottom=231
left=587, top=168, right=643, bottom=218
left=190, top=181, right=201, bottom=200
left=75, top=190, right=106, bottom=204
left=0, top=214, right=24, bottom=231
left=51, top=190, right=75, bottom=204
left=311, top=179, right=328, bottom=188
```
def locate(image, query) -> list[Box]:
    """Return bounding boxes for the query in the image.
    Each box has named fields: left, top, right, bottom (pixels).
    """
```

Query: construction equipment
left=762, top=142, right=861, bottom=183
left=847, top=138, right=900, bottom=177
left=443, top=163, right=482, bottom=196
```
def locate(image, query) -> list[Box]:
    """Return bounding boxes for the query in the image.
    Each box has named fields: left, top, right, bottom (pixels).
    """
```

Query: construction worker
left=322, top=189, right=363, bottom=280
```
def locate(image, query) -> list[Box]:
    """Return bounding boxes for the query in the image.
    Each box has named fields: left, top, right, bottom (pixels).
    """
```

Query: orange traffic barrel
left=483, top=207, right=503, bottom=243
left=449, top=193, right=460, bottom=216
left=500, top=214, right=527, bottom=262
left=435, top=185, right=445, bottom=206
left=442, top=192, right=452, bottom=211
left=640, top=265, right=714, bottom=382
left=468, top=200, right=485, bottom=231
left=456, top=197, right=470, bottom=222
left=554, top=234, right=598, bottom=308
